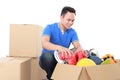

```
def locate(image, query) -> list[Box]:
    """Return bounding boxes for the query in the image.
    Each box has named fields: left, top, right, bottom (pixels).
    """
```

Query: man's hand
left=74, top=47, right=84, bottom=53
left=56, top=46, right=73, bottom=57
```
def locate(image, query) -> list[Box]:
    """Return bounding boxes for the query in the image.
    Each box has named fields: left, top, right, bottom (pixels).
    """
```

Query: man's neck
left=59, top=23, right=66, bottom=34
left=59, top=23, right=66, bottom=31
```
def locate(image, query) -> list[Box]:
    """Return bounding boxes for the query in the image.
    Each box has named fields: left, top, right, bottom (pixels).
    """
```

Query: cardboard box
left=116, top=59, right=120, bottom=63
left=30, top=58, right=46, bottom=80
left=9, top=24, right=43, bottom=57
left=0, top=57, right=31, bottom=80
left=51, top=62, right=120, bottom=80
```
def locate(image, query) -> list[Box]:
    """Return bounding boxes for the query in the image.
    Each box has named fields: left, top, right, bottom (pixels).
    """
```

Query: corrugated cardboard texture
left=86, top=64, right=120, bottom=80
left=31, top=58, right=46, bottom=80
left=0, top=57, right=31, bottom=80
left=9, top=24, right=43, bottom=57
left=116, top=59, right=120, bottom=63
left=51, top=63, right=82, bottom=80
left=78, top=67, right=91, bottom=80
left=52, top=62, right=120, bottom=80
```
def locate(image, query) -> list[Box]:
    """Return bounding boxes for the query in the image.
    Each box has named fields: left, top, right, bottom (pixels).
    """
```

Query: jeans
left=39, top=52, right=57, bottom=79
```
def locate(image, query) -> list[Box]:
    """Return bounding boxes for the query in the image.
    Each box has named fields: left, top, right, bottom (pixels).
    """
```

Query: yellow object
left=102, top=54, right=113, bottom=59
left=76, top=58, right=96, bottom=66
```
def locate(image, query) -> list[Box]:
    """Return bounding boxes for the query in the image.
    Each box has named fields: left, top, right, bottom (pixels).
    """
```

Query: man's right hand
left=56, top=46, right=73, bottom=58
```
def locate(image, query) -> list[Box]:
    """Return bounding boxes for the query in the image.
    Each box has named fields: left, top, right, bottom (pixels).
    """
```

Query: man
left=39, top=6, right=83, bottom=80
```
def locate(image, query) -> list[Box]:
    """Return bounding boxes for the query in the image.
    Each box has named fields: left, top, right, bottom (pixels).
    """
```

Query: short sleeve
left=71, top=29, right=79, bottom=42
left=42, top=25, right=51, bottom=36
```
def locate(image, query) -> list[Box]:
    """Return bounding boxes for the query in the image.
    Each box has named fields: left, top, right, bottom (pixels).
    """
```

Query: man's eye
left=67, top=19, right=71, bottom=21
left=67, top=19, right=74, bottom=22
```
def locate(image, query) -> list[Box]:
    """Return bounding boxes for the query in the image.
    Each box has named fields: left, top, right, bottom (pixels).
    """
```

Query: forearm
left=42, top=41, right=60, bottom=51
left=73, top=41, right=83, bottom=50
left=74, top=44, right=83, bottom=50
left=42, top=41, right=73, bottom=54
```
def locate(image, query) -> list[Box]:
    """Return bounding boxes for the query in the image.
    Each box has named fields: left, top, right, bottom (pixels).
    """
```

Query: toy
left=89, top=48, right=99, bottom=57
left=85, top=49, right=102, bottom=65
left=54, top=50, right=77, bottom=65
left=101, top=54, right=116, bottom=64
left=54, top=51, right=65, bottom=64
left=76, top=58, right=96, bottom=66
left=89, top=56, right=102, bottom=65
left=75, top=50, right=87, bottom=61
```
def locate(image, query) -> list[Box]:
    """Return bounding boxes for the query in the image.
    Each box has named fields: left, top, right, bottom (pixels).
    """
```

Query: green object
left=101, top=58, right=110, bottom=65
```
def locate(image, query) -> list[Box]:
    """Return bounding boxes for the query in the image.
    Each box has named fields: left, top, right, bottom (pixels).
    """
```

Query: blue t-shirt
left=42, top=22, right=79, bottom=54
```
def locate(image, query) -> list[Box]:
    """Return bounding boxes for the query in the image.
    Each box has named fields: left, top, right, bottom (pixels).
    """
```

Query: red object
left=59, top=52, right=73, bottom=60
left=59, top=52, right=65, bottom=60
left=59, top=52, right=77, bottom=65
left=67, top=54, right=77, bottom=65
left=59, top=50, right=87, bottom=65
left=75, top=50, right=87, bottom=61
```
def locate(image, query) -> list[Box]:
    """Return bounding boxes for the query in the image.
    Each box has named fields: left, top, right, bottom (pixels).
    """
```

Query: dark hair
left=60, top=6, right=76, bottom=16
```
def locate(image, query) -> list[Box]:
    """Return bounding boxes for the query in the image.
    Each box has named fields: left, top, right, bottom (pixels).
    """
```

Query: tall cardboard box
left=0, top=57, right=31, bottom=80
left=9, top=24, right=43, bottom=57
left=51, top=63, right=120, bottom=80
left=31, top=58, right=46, bottom=80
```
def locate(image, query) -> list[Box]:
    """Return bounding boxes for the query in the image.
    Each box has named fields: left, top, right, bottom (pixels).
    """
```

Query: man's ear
left=60, top=15, right=64, bottom=20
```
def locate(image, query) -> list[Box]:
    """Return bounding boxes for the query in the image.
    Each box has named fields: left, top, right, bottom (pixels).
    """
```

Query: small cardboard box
left=9, top=24, right=43, bottom=57
left=30, top=58, right=46, bottom=80
left=51, top=62, right=120, bottom=80
left=0, top=57, right=31, bottom=80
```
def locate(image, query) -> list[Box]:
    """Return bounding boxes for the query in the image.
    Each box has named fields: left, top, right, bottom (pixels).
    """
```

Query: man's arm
left=72, top=41, right=82, bottom=49
left=42, top=35, right=73, bottom=54
left=72, top=41, right=83, bottom=51
left=42, top=35, right=58, bottom=51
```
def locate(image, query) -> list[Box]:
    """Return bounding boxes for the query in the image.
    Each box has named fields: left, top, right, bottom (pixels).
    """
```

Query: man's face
left=61, top=12, right=75, bottom=29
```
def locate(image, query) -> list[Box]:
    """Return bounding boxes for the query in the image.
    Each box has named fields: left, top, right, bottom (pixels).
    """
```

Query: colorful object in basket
left=67, top=54, right=77, bottom=65
left=89, top=56, right=102, bottom=65
left=75, top=50, right=87, bottom=61
left=101, top=58, right=114, bottom=64
left=54, top=51, right=65, bottom=64
left=101, top=54, right=116, bottom=65
left=85, top=49, right=99, bottom=58
left=54, top=49, right=88, bottom=65
left=89, top=48, right=99, bottom=57
left=54, top=51, right=77, bottom=65
left=85, top=48, right=102, bottom=65
left=101, top=54, right=116, bottom=64
left=76, top=58, right=96, bottom=66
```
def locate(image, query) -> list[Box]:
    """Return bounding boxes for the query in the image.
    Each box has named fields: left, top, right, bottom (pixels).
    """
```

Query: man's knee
left=43, top=52, right=54, bottom=61
left=40, top=52, right=57, bottom=65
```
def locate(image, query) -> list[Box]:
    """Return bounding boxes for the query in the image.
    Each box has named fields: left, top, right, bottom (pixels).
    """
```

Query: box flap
left=86, top=63, right=120, bottom=80
left=78, top=67, right=91, bottom=80
left=51, top=63, right=82, bottom=80
left=0, top=57, right=31, bottom=64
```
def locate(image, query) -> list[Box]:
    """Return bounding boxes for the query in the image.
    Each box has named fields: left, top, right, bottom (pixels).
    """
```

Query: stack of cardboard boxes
left=0, top=24, right=46, bottom=80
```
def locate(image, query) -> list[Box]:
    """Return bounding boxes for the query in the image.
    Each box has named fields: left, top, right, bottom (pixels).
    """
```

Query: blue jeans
left=39, top=52, right=57, bottom=79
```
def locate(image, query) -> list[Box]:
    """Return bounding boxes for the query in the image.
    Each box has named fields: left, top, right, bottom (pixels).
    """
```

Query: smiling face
left=60, top=11, right=75, bottom=30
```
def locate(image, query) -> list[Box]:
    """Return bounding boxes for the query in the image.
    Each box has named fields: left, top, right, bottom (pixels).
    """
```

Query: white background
left=0, top=0, right=120, bottom=59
